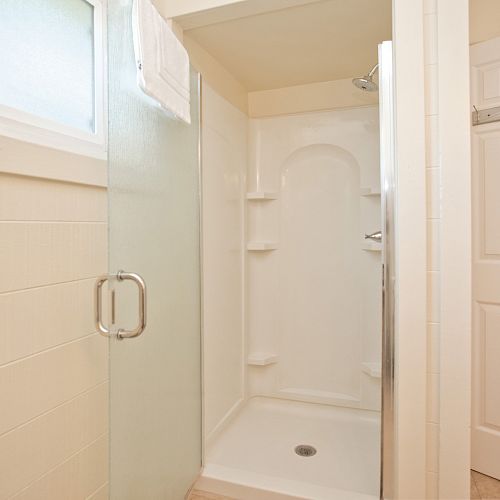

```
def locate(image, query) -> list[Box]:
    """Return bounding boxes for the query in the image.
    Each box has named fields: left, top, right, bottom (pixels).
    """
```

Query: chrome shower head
left=352, top=63, right=379, bottom=92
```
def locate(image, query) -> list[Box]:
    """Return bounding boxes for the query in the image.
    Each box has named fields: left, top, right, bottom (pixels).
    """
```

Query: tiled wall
left=424, top=0, right=440, bottom=497
left=0, top=144, right=108, bottom=499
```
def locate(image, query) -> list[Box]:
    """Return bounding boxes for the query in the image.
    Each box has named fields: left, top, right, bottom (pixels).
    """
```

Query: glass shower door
left=106, top=1, right=201, bottom=498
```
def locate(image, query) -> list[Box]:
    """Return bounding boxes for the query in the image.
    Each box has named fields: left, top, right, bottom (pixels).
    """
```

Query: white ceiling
left=183, top=0, right=392, bottom=92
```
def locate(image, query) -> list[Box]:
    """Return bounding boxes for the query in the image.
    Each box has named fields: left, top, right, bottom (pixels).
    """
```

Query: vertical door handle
left=94, top=270, right=147, bottom=339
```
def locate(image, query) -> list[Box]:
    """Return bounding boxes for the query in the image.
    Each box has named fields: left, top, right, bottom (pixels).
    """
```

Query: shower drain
left=294, top=444, right=317, bottom=457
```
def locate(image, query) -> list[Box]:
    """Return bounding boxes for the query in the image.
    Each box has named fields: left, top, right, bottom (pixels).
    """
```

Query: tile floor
left=188, top=490, right=232, bottom=500
left=471, top=471, right=500, bottom=499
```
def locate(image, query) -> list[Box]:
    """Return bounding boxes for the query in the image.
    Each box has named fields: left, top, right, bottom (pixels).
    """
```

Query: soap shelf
left=360, top=187, right=381, bottom=197
left=361, top=362, right=382, bottom=378
left=248, top=353, right=278, bottom=366
left=362, top=242, right=382, bottom=252
left=247, top=191, right=278, bottom=200
left=247, top=241, right=278, bottom=251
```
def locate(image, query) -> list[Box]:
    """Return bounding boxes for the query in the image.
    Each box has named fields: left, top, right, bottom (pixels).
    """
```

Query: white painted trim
left=0, top=135, right=107, bottom=187
left=0, top=0, right=108, bottom=160
left=437, top=1, right=471, bottom=498
left=392, top=0, right=427, bottom=497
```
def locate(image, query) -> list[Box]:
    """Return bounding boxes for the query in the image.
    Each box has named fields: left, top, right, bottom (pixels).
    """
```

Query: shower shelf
left=247, top=241, right=278, bottom=251
left=246, top=191, right=278, bottom=200
left=247, top=353, right=278, bottom=366
left=361, top=243, right=382, bottom=252
left=361, top=362, right=382, bottom=378
left=360, top=187, right=381, bottom=197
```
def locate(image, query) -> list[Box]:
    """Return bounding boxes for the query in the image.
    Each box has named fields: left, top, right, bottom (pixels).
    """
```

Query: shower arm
left=367, top=63, right=379, bottom=78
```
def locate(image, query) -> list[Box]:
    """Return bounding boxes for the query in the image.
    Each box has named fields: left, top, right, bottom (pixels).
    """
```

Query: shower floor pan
left=196, top=396, right=380, bottom=500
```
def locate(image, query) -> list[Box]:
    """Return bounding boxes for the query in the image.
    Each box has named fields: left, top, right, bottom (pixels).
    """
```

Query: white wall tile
left=0, top=334, right=108, bottom=435
left=0, top=170, right=109, bottom=496
left=0, top=279, right=96, bottom=366
left=427, top=372, right=440, bottom=423
left=426, top=167, right=441, bottom=219
left=0, top=222, right=107, bottom=293
left=424, top=0, right=437, bottom=15
left=0, top=174, right=106, bottom=222
left=425, top=116, right=440, bottom=166
left=427, top=219, right=440, bottom=271
left=425, top=65, right=439, bottom=116
left=10, top=434, right=108, bottom=500
left=426, top=422, right=440, bottom=472
left=427, top=271, right=441, bottom=323
left=0, top=382, right=108, bottom=499
left=87, top=482, right=109, bottom=500
left=424, top=14, right=438, bottom=65
left=426, top=471, right=439, bottom=499
left=427, top=323, right=440, bottom=374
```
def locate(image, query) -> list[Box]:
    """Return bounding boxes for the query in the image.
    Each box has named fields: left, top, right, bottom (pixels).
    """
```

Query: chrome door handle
left=94, top=270, right=147, bottom=339
left=365, top=231, right=382, bottom=242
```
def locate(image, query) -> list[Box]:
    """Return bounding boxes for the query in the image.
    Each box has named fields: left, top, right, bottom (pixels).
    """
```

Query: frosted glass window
left=0, top=0, right=95, bottom=133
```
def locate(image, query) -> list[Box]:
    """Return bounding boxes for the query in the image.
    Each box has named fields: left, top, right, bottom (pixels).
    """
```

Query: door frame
left=390, top=1, right=471, bottom=498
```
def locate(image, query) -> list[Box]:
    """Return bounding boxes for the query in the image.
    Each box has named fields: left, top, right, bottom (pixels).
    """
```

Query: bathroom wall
left=0, top=137, right=108, bottom=499
left=202, top=83, right=247, bottom=440
left=246, top=106, right=382, bottom=411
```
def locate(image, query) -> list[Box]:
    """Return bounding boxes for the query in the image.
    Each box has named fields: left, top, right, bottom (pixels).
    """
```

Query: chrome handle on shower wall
left=94, top=271, right=147, bottom=339
left=365, top=231, right=382, bottom=243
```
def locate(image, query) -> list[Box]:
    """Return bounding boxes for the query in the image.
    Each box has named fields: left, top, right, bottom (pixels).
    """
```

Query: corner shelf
left=248, top=353, right=278, bottom=366
left=361, top=362, right=382, bottom=379
left=246, top=191, right=278, bottom=200
left=247, top=241, right=278, bottom=251
left=360, top=187, right=381, bottom=197
left=362, top=242, right=382, bottom=252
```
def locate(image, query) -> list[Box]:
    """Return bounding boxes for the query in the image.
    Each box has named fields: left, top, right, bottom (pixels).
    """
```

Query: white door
left=471, top=35, right=500, bottom=480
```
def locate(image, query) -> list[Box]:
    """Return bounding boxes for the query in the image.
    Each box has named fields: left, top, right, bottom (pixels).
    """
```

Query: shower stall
left=104, top=1, right=394, bottom=499
left=194, top=36, right=395, bottom=500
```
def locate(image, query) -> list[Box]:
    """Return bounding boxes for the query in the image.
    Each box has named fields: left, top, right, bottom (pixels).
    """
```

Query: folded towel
left=132, top=0, right=191, bottom=124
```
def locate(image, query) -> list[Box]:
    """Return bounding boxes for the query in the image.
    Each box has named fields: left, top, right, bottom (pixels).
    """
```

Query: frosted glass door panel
left=108, top=1, right=201, bottom=498
left=0, top=0, right=95, bottom=132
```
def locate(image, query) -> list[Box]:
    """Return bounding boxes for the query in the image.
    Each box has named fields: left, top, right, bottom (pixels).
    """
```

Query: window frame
left=0, top=0, right=107, bottom=160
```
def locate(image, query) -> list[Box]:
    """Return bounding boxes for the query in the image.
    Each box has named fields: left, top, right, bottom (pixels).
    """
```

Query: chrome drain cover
left=294, top=444, right=317, bottom=457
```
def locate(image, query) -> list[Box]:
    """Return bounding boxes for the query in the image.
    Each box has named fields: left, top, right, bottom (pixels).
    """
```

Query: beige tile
left=0, top=382, right=108, bottom=498
left=0, top=222, right=107, bottom=292
left=10, top=434, right=108, bottom=500
left=472, top=470, right=500, bottom=499
left=0, top=334, right=108, bottom=435
left=0, top=174, right=107, bottom=222
left=0, top=279, right=97, bottom=366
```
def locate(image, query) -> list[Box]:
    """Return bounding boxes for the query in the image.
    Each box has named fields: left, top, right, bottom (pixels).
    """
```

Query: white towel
left=132, top=0, right=191, bottom=124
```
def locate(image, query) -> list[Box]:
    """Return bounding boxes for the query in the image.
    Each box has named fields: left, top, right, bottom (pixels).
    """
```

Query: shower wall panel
left=247, top=106, right=381, bottom=410
left=202, top=83, right=247, bottom=439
